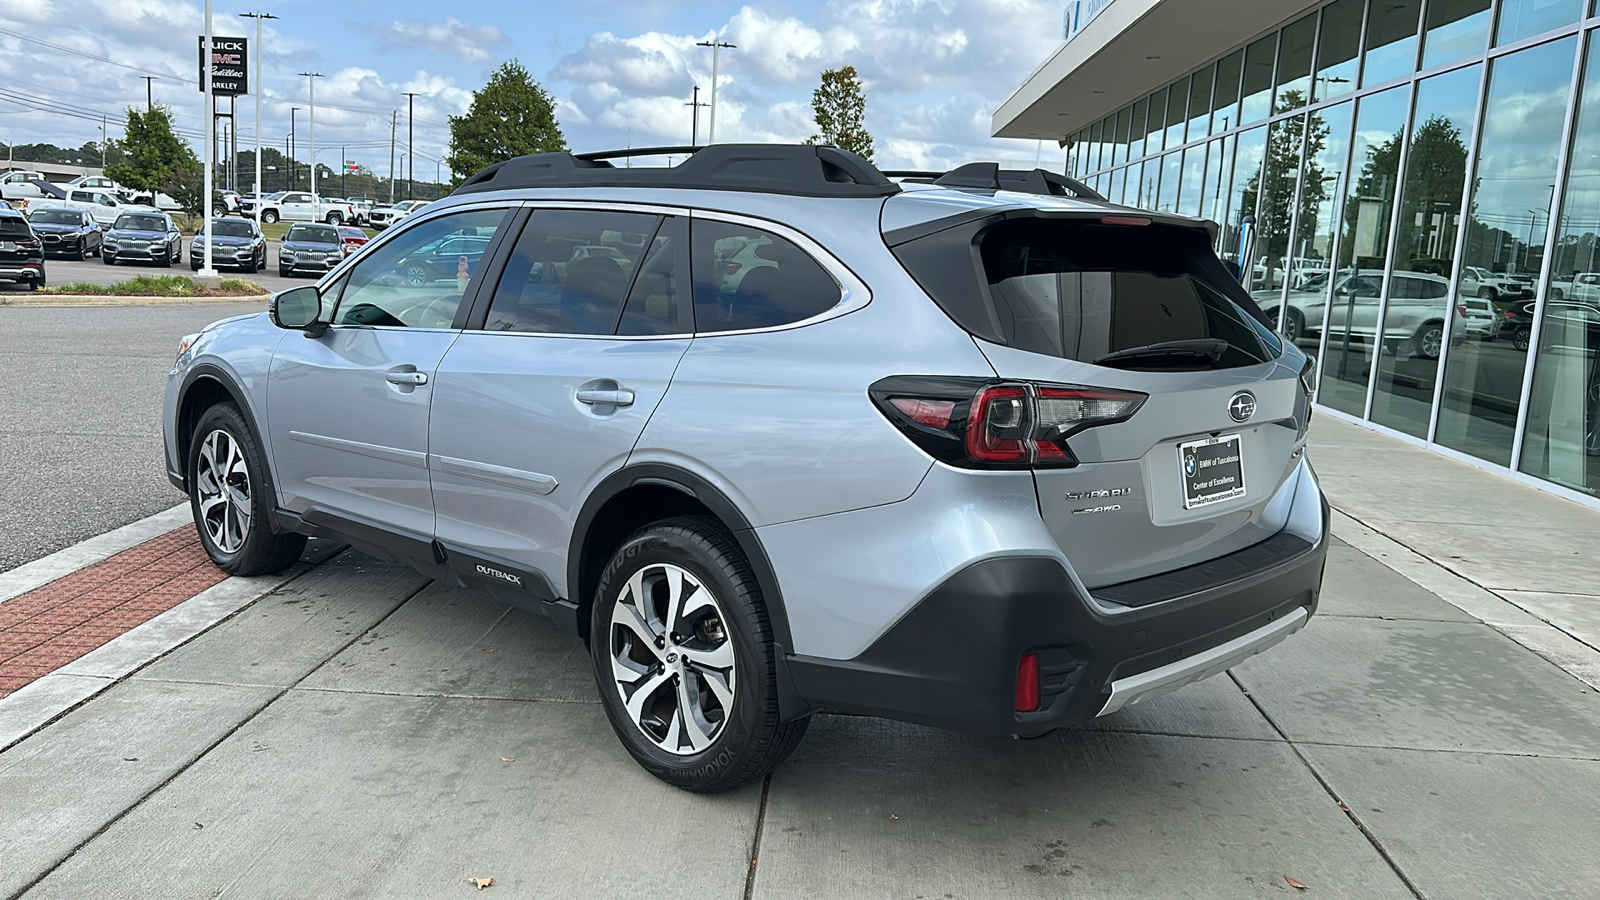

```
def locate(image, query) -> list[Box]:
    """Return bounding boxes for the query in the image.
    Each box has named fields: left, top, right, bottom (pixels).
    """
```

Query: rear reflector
left=1015, top=652, right=1040, bottom=712
left=889, top=397, right=956, bottom=430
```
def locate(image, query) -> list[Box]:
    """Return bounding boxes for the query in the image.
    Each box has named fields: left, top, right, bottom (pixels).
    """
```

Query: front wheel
left=1412, top=320, right=1444, bottom=359
left=1282, top=307, right=1306, bottom=341
left=103, top=253, right=115, bottom=266
left=187, top=403, right=306, bottom=575
left=1513, top=328, right=1532, bottom=352
left=591, top=516, right=808, bottom=793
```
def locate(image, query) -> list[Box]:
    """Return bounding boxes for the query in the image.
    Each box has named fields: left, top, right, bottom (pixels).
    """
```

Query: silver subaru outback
left=163, top=144, right=1328, bottom=793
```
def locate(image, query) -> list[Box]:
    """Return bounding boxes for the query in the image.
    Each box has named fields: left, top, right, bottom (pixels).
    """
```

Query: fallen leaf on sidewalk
left=500, top=757, right=515, bottom=762
left=478, top=648, right=495, bottom=653
left=1285, top=875, right=1307, bottom=890
left=468, top=877, right=495, bottom=890
left=888, top=814, right=899, bottom=820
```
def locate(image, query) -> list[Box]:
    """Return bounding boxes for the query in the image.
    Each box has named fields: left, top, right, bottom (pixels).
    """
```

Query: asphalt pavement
left=17, top=248, right=307, bottom=293
left=0, top=301, right=262, bottom=571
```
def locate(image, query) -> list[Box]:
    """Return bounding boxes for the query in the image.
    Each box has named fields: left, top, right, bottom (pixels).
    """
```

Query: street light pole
left=200, top=0, right=217, bottom=277
left=299, top=72, right=322, bottom=220
left=239, top=10, right=276, bottom=226
left=685, top=85, right=708, bottom=146
left=695, top=39, right=736, bottom=144
left=289, top=107, right=298, bottom=188
left=403, top=91, right=417, bottom=202
left=142, top=76, right=156, bottom=111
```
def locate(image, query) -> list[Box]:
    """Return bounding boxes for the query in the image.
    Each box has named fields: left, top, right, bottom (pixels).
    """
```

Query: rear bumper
left=0, top=264, right=42, bottom=279
left=784, top=495, right=1328, bottom=734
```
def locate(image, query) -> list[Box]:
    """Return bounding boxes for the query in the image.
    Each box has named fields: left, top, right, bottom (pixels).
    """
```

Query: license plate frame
left=1178, top=434, right=1247, bottom=509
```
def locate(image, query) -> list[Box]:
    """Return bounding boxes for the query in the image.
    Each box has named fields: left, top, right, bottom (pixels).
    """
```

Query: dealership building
left=995, top=0, right=1600, bottom=507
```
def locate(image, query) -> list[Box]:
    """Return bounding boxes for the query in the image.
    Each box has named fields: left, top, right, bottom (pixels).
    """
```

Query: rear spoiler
left=883, top=205, right=1220, bottom=248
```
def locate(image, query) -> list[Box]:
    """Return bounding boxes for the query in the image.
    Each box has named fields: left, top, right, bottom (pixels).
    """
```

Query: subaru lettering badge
left=1228, top=391, right=1257, bottom=423
left=1184, top=454, right=1197, bottom=477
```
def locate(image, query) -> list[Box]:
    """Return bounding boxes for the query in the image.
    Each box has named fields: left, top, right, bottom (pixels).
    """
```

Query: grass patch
left=42, top=274, right=267, bottom=297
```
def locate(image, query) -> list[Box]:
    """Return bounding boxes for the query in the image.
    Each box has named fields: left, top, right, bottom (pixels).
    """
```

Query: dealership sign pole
left=240, top=12, right=275, bottom=228
left=200, top=1, right=216, bottom=277
left=198, top=27, right=249, bottom=271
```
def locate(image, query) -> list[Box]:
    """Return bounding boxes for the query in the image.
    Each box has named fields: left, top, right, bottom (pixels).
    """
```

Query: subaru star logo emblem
left=1228, top=391, right=1257, bottom=423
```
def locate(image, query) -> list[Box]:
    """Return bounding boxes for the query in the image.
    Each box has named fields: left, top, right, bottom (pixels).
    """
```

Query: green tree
left=803, top=66, right=874, bottom=161
left=446, top=60, right=566, bottom=186
left=105, top=106, right=198, bottom=196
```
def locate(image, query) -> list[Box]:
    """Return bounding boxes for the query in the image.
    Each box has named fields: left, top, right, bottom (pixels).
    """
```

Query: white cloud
left=366, top=16, right=509, bottom=65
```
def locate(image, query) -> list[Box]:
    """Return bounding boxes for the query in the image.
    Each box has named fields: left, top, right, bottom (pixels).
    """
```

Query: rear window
left=894, top=217, right=1282, bottom=370
left=0, top=217, right=30, bottom=237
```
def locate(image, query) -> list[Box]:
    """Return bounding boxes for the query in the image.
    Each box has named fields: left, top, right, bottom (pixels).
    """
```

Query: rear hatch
left=0, top=216, right=38, bottom=264
left=888, top=211, right=1313, bottom=589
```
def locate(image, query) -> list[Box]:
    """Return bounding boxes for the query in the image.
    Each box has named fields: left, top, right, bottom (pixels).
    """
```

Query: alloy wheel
left=607, top=563, right=735, bottom=755
left=1419, top=326, right=1443, bottom=359
left=195, top=428, right=252, bottom=555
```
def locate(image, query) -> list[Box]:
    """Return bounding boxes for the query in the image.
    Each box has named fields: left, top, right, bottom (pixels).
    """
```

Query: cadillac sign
left=197, top=36, right=249, bottom=96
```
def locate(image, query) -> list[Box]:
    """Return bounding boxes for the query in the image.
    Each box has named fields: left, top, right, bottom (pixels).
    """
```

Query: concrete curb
left=0, top=505, right=192, bottom=605
left=0, top=293, right=269, bottom=307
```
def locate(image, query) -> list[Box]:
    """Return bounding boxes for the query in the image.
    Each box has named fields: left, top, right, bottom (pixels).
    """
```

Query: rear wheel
left=261, top=209, right=279, bottom=224
left=1412, top=320, right=1444, bottom=359
left=1513, top=328, right=1532, bottom=352
left=403, top=264, right=429, bottom=286
left=187, top=403, right=306, bottom=575
left=591, top=516, right=807, bottom=793
left=1478, top=286, right=1497, bottom=300
left=326, top=212, right=343, bottom=226
left=1281, top=307, right=1306, bottom=341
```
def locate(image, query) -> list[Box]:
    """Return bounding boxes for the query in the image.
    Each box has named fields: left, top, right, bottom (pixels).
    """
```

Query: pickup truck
left=33, top=189, right=158, bottom=227
left=0, top=171, right=54, bottom=202
left=254, top=191, right=355, bottom=226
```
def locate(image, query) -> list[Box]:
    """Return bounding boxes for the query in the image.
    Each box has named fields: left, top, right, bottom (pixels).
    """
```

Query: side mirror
left=270, top=286, right=325, bottom=334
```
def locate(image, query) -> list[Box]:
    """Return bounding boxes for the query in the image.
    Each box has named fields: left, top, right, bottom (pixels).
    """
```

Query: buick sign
left=198, top=36, right=249, bottom=96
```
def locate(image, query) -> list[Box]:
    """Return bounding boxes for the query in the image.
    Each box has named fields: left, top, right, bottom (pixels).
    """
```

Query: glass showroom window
left=1187, top=65, right=1215, bottom=141
left=1363, top=0, right=1422, bottom=87
left=1495, top=0, right=1584, bottom=49
left=1422, top=0, right=1492, bottom=69
left=1163, top=81, right=1188, bottom=150
left=1179, top=145, right=1207, bottom=217
left=1156, top=151, right=1183, bottom=213
left=1146, top=89, right=1168, bottom=157
left=1437, top=36, right=1577, bottom=465
left=1318, top=84, right=1410, bottom=416
left=1212, top=50, right=1244, bottom=133
left=1202, top=135, right=1236, bottom=232
left=1522, top=31, right=1600, bottom=497
left=1127, top=97, right=1150, bottom=161
left=1370, top=64, right=1482, bottom=438
left=1251, top=112, right=1309, bottom=303
left=1241, top=34, right=1279, bottom=124
left=1275, top=13, right=1317, bottom=110
left=1315, top=0, right=1363, bottom=101
left=1282, top=101, right=1354, bottom=383
left=1107, top=166, right=1127, bottom=206
left=1220, top=125, right=1268, bottom=269
left=1112, top=106, right=1132, bottom=168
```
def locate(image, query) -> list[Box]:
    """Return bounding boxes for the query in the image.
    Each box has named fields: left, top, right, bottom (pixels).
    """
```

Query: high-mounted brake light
left=1100, top=215, right=1151, bottom=227
left=869, top=376, right=1148, bottom=470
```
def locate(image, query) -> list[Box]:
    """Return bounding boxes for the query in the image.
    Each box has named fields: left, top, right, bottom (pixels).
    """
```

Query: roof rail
left=451, top=144, right=898, bottom=199
left=882, top=164, right=1104, bottom=201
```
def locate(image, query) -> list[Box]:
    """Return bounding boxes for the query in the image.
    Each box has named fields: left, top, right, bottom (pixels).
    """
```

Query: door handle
left=385, top=370, right=428, bottom=386
left=576, top=388, right=635, bottom=406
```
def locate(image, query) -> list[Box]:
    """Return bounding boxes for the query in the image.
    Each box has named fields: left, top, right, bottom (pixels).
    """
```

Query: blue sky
left=0, top=0, right=1066, bottom=181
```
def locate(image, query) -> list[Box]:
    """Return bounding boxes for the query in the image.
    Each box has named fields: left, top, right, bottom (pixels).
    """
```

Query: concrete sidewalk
left=2, top=416, right=1598, bottom=899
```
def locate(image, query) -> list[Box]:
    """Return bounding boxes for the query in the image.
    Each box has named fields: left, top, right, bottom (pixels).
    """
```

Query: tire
left=1551, top=288, right=1565, bottom=301
left=279, top=265, right=290, bottom=278
left=187, top=403, right=306, bottom=576
left=74, top=246, right=86, bottom=261
left=103, top=253, right=115, bottom=266
left=403, top=264, right=429, bottom=287
left=326, top=212, right=343, bottom=226
left=1412, top=320, right=1444, bottom=360
left=26, top=276, right=39, bottom=291
left=1478, top=287, right=1496, bottom=300
left=261, top=209, right=279, bottom=224
left=244, top=256, right=258, bottom=274
left=1282, top=307, right=1306, bottom=341
left=590, top=516, right=808, bottom=793
left=1513, top=328, right=1532, bottom=352
left=191, top=260, right=201, bottom=271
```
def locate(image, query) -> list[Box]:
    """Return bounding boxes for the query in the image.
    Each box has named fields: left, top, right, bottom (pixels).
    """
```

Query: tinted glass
left=0, top=218, right=30, bottom=237
left=1315, top=0, right=1362, bottom=101
left=1220, top=125, right=1268, bottom=269
left=1423, top=0, right=1492, bottom=68
left=1522, top=32, right=1600, bottom=497
left=1251, top=113, right=1308, bottom=303
left=1211, top=51, right=1243, bottom=133
left=1146, top=90, right=1168, bottom=155
left=211, top=220, right=255, bottom=237
left=977, top=220, right=1281, bottom=369
left=1126, top=160, right=1149, bottom=208
left=1087, top=121, right=1104, bottom=172
left=1155, top=151, right=1183, bottom=213
left=618, top=216, right=692, bottom=336
left=1319, top=85, right=1411, bottom=415
left=1496, top=0, right=1583, bottom=47
left=286, top=224, right=338, bottom=244
left=1107, top=166, right=1128, bottom=206
left=483, top=208, right=657, bottom=335
left=1186, top=66, right=1214, bottom=141
left=1201, top=135, right=1235, bottom=232
left=1240, top=35, right=1278, bottom=124
left=116, top=215, right=165, bottom=231
left=1438, top=38, right=1575, bottom=465
left=1128, top=98, right=1150, bottom=161
left=691, top=221, right=840, bottom=333
left=1111, top=107, right=1131, bottom=167
left=334, top=208, right=509, bottom=329
left=1275, top=14, right=1317, bottom=110
left=1371, top=64, right=1482, bottom=437
left=1280, top=101, right=1353, bottom=378
left=1178, top=145, right=1206, bottom=217
left=1163, top=81, right=1187, bottom=149
left=1363, top=0, right=1422, bottom=87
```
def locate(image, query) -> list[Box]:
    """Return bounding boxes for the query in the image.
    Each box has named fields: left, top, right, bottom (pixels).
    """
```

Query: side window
left=618, top=216, right=691, bottom=336
left=482, top=208, right=657, bottom=335
left=690, top=219, right=841, bottom=333
left=333, top=208, right=510, bottom=329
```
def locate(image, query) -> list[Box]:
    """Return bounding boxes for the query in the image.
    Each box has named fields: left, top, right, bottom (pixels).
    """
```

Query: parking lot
left=12, top=241, right=311, bottom=294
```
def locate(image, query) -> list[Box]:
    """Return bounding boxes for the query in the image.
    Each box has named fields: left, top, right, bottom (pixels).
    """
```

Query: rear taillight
left=17, top=238, right=41, bottom=249
left=870, top=376, right=1147, bottom=469
left=1456, top=303, right=1467, bottom=317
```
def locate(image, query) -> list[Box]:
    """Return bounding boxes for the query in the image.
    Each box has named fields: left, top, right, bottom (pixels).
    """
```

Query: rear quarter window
left=690, top=220, right=841, bottom=333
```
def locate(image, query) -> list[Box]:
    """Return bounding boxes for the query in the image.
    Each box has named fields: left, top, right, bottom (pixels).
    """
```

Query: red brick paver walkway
left=0, top=527, right=225, bottom=698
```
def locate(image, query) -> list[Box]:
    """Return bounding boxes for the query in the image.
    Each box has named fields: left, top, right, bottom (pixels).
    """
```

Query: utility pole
left=341, top=144, right=347, bottom=197
left=388, top=110, right=397, bottom=204
left=142, top=76, right=156, bottom=111
left=289, top=107, right=298, bottom=188
left=695, top=39, right=736, bottom=144
left=299, top=72, right=323, bottom=218
left=99, top=115, right=106, bottom=166
left=403, top=91, right=417, bottom=202
left=200, top=1, right=217, bottom=277
left=685, top=85, right=709, bottom=146
left=240, top=11, right=276, bottom=221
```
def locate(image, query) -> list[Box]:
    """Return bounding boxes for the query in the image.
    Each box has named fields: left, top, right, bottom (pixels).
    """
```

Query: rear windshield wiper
left=1094, top=339, right=1230, bottom=367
